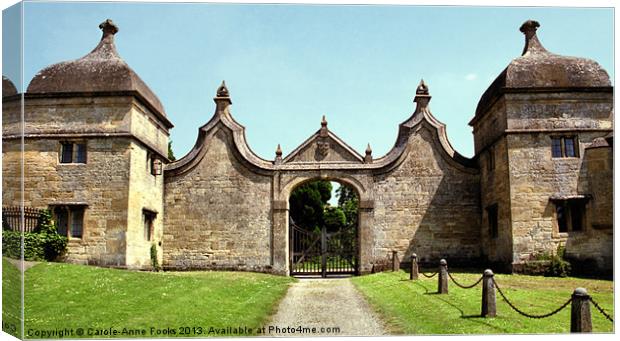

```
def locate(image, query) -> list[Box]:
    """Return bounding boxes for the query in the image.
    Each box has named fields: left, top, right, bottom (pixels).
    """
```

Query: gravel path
left=267, top=277, right=386, bottom=336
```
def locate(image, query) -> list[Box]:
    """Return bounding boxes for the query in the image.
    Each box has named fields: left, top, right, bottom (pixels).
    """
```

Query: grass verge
left=20, top=260, right=294, bottom=338
left=2, top=258, right=22, bottom=338
left=351, top=270, right=613, bottom=334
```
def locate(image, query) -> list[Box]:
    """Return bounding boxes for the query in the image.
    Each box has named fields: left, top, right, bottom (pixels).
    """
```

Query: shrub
left=547, top=245, right=571, bottom=277
left=2, top=209, right=67, bottom=261
left=528, top=245, right=571, bottom=277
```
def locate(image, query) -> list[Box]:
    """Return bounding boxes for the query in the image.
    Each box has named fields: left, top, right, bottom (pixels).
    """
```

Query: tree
left=336, top=185, right=359, bottom=229
left=289, top=180, right=332, bottom=231
left=168, top=141, right=176, bottom=161
left=323, top=206, right=346, bottom=232
left=336, top=185, right=357, bottom=207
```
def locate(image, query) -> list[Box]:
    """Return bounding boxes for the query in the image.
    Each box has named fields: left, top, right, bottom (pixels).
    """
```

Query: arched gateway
left=162, top=80, right=481, bottom=275
left=4, top=19, right=611, bottom=275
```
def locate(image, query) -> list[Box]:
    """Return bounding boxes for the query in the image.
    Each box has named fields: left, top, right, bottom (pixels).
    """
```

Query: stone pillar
left=570, top=288, right=592, bottom=333
left=272, top=200, right=289, bottom=275
left=438, top=259, right=448, bottom=294
left=410, top=253, right=419, bottom=280
left=392, top=251, right=400, bottom=272
left=481, top=269, right=496, bottom=317
left=357, top=200, right=374, bottom=274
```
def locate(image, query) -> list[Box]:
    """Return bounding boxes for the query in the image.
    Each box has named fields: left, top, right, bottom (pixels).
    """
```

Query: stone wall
left=503, top=90, right=612, bottom=269
left=163, top=126, right=273, bottom=271
left=372, top=124, right=481, bottom=266
left=2, top=137, right=131, bottom=266
left=2, top=95, right=168, bottom=269
left=563, top=144, right=613, bottom=273
left=478, top=138, right=514, bottom=265
left=126, top=141, right=165, bottom=269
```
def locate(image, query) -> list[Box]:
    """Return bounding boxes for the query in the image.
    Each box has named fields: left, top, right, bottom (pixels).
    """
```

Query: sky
left=2, top=1, right=615, bottom=160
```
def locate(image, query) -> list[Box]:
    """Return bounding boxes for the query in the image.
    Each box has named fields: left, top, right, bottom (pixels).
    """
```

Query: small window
left=564, top=138, right=577, bottom=157
left=556, top=204, right=568, bottom=233
left=147, top=154, right=163, bottom=176
left=551, top=136, right=578, bottom=158
left=60, top=142, right=87, bottom=164
left=51, top=205, right=85, bottom=239
left=143, top=210, right=156, bottom=241
left=554, top=199, right=585, bottom=233
left=551, top=138, right=563, bottom=158
left=486, top=204, right=499, bottom=239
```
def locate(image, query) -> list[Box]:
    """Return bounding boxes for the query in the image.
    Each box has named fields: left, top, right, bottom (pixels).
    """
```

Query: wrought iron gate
left=290, top=221, right=357, bottom=277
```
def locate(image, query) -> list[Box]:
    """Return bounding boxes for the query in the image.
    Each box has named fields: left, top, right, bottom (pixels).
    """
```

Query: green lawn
left=352, top=270, right=614, bottom=334
left=2, top=258, right=22, bottom=338
left=5, top=259, right=295, bottom=338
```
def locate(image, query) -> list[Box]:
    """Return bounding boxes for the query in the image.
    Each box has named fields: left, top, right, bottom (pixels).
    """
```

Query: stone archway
left=286, top=178, right=361, bottom=277
left=271, top=173, right=375, bottom=276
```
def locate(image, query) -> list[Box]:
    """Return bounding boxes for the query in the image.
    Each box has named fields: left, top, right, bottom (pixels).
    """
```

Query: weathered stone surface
left=163, top=127, right=273, bottom=272
left=472, top=20, right=613, bottom=273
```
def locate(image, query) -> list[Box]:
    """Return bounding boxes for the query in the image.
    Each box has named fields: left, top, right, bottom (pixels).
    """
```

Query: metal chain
left=589, top=297, right=614, bottom=322
left=447, top=271, right=483, bottom=289
left=493, top=278, right=572, bottom=319
left=421, top=271, right=438, bottom=278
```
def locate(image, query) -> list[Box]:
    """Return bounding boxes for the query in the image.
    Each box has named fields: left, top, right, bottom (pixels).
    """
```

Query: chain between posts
left=447, top=271, right=483, bottom=289
left=421, top=271, right=438, bottom=278
left=492, top=278, right=571, bottom=319
left=589, top=297, right=614, bottom=322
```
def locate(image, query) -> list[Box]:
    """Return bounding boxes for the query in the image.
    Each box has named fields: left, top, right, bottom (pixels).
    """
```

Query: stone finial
left=99, top=19, right=119, bottom=39
left=275, top=144, right=283, bottom=164
left=414, top=79, right=431, bottom=112
left=519, top=19, right=548, bottom=55
left=416, top=79, right=429, bottom=95
left=364, top=143, right=373, bottom=163
left=217, top=80, right=230, bottom=98
left=319, top=115, right=328, bottom=137
left=519, top=20, right=539, bottom=38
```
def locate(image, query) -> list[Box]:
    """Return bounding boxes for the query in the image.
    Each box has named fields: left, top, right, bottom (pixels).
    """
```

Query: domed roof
left=27, top=19, right=167, bottom=118
left=3, top=76, right=18, bottom=97
left=473, top=20, right=611, bottom=120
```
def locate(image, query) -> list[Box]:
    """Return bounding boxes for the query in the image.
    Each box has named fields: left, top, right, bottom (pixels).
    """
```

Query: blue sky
left=3, top=1, right=615, bottom=159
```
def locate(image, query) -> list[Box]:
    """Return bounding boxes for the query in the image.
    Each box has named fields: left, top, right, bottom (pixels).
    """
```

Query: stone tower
left=470, top=20, right=613, bottom=272
left=2, top=19, right=173, bottom=269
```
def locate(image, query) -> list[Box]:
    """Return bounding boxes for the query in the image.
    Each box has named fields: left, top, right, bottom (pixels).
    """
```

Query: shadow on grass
left=409, top=275, right=510, bottom=334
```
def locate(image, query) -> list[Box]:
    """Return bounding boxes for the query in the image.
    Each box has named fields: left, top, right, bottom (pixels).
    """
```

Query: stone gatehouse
left=2, top=19, right=613, bottom=275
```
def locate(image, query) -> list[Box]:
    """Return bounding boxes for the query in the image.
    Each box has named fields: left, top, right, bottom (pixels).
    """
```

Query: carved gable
left=284, top=132, right=364, bottom=163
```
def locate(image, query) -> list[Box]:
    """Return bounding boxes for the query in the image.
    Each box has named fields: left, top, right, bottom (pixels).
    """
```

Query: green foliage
left=289, top=180, right=332, bottom=230
left=150, top=244, right=161, bottom=272
left=323, top=206, right=346, bottom=232
left=547, top=245, right=571, bottom=277
left=168, top=141, right=176, bottom=161
left=532, top=245, right=572, bottom=277
left=337, top=185, right=359, bottom=229
left=289, top=180, right=360, bottom=234
left=2, top=210, right=67, bottom=261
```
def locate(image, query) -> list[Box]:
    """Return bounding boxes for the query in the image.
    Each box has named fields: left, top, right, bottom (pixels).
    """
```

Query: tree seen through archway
left=289, top=180, right=358, bottom=233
